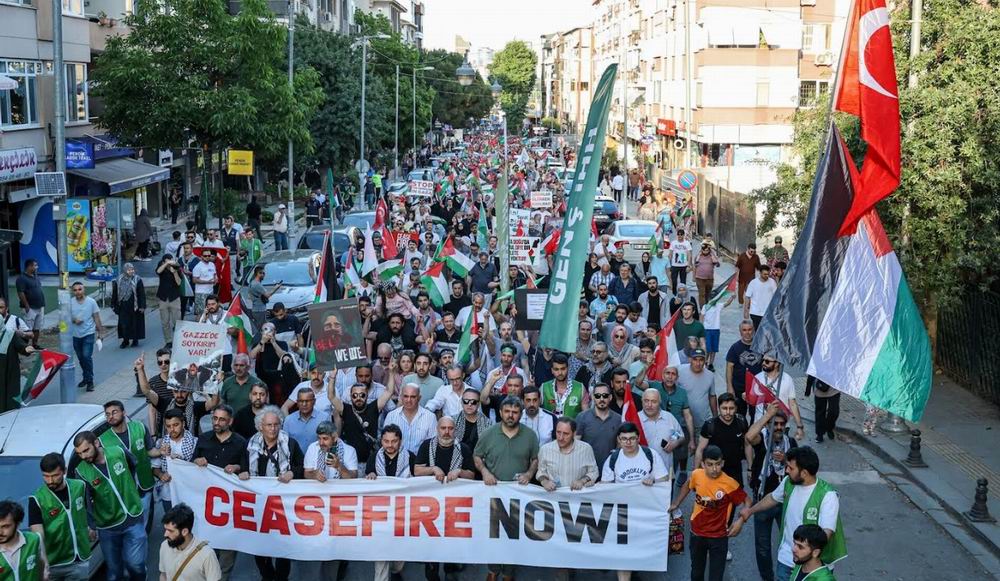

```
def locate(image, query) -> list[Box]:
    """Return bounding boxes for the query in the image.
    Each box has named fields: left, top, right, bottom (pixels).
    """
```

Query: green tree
left=92, top=0, right=322, bottom=163
left=423, top=49, right=493, bottom=128
left=749, top=0, right=1000, bottom=346
left=490, top=41, right=537, bottom=131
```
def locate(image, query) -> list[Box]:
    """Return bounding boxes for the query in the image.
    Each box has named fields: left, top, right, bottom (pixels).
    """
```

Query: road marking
left=819, top=470, right=884, bottom=485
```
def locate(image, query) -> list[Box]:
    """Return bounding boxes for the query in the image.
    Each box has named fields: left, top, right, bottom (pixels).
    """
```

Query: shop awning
left=68, top=157, right=170, bottom=194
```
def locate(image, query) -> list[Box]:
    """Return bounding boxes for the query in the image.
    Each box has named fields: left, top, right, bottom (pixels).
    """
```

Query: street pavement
left=26, top=202, right=1000, bottom=579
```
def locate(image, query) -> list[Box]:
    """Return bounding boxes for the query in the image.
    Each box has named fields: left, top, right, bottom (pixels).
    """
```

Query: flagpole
left=819, top=0, right=858, bottom=155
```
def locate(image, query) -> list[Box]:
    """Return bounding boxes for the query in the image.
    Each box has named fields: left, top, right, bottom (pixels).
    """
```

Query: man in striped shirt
left=537, top=418, right=599, bottom=491
left=384, top=384, right=437, bottom=455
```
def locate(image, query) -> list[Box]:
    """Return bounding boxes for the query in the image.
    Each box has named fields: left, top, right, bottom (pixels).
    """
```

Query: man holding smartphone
left=303, top=421, right=358, bottom=481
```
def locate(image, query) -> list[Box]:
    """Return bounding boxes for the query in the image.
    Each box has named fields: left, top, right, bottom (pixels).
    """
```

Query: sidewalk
left=707, top=242, right=1000, bottom=560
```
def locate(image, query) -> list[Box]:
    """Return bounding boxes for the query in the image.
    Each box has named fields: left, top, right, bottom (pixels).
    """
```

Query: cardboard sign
left=509, top=208, right=531, bottom=236
left=169, top=321, right=228, bottom=391
left=308, top=298, right=367, bottom=370
left=514, top=288, right=550, bottom=330
left=409, top=180, right=434, bottom=197
left=530, top=190, right=553, bottom=209
left=509, top=236, right=539, bottom=266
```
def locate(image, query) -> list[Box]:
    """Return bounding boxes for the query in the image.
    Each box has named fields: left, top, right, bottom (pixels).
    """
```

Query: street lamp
left=455, top=52, right=476, bottom=86
left=358, top=33, right=390, bottom=208
left=412, top=65, right=433, bottom=168
left=491, top=79, right=502, bottom=98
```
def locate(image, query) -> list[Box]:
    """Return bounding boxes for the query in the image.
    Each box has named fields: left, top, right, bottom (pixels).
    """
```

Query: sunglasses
left=351, top=393, right=367, bottom=399
left=157, top=359, right=170, bottom=366
left=462, top=398, right=479, bottom=405
left=593, top=393, right=612, bottom=400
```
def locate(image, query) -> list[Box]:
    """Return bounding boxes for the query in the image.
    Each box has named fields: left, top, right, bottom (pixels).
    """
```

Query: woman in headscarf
left=112, top=263, right=146, bottom=348
left=607, top=323, right=639, bottom=369
left=133, top=208, right=153, bottom=261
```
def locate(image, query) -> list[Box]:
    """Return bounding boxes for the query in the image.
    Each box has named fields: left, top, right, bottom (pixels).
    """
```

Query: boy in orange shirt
left=670, top=444, right=751, bottom=581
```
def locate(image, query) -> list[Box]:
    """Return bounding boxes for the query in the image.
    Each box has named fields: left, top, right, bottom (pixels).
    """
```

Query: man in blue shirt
left=284, top=387, right=323, bottom=451
left=608, top=263, right=640, bottom=305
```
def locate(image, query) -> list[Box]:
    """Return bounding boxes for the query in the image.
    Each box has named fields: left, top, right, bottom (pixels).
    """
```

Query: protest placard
left=509, top=236, right=539, bottom=266
left=530, top=190, right=553, bottom=209
left=169, top=321, right=228, bottom=391
left=409, top=180, right=434, bottom=197
left=308, top=298, right=366, bottom=370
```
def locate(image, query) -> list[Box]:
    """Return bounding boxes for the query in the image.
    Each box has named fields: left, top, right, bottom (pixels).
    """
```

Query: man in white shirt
left=519, top=387, right=557, bottom=446
left=611, top=173, right=625, bottom=203
left=384, top=384, right=437, bottom=454
left=638, top=388, right=684, bottom=473
left=202, top=229, right=225, bottom=249
left=425, top=366, right=473, bottom=417
left=304, top=421, right=358, bottom=480
left=190, top=250, right=218, bottom=316
left=272, top=204, right=290, bottom=251
left=744, top=264, right=778, bottom=329
left=670, top=229, right=693, bottom=295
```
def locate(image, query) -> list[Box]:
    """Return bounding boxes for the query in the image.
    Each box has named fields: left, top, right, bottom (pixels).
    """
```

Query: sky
left=422, top=0, right=591, bottom=52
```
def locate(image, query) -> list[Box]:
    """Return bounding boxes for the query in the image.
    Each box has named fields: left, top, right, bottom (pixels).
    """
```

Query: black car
left=593, top=196, right=622, bottom=231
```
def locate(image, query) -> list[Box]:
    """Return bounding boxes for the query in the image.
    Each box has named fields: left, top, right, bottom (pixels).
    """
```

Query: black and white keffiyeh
left=374, top=448, right=411, bottom=478
left=428, top=441, right=463, bottom=474
left=248, top=431, right=291, bottom=477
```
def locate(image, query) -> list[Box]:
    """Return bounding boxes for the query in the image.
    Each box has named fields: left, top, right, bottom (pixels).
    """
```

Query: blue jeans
left=72, top=334, right=95, bottom=384
left=775, top=561, right=793, bottom=581
left=754, top=503, right=783, bottom=581
left=274, top=231, right=288, bottom=250
left=98, top=520, right=147, bottom=581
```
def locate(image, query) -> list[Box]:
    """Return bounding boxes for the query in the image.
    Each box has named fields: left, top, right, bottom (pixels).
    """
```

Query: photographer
left=247, top=266, right=280, bottom=331
left=156, top=254, right=182, bottom=346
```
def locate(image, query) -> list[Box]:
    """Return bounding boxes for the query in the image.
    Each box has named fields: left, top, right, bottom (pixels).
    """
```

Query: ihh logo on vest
left=113, top=462, right=126, bottom=476
left=75, top=497, right=85, bottom=510
left=806, top=507, right=819, bottom=520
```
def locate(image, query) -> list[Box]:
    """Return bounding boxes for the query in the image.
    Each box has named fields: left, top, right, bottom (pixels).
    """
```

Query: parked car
left=605, top=219, right=659, bottom=263
left=341, top=211, right=376, bottom=231
left=593, top=195, right=622, bottom=231
left=296, top=226, right=356, bottom=254
left=408, top=168, right=436, bottom=182
left=0, top=404, right=109, bottom=578
left=240, top=250, right=321, bottom=319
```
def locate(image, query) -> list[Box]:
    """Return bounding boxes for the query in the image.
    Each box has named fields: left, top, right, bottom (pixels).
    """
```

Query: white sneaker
left=726, top=550, right=733, bottom=561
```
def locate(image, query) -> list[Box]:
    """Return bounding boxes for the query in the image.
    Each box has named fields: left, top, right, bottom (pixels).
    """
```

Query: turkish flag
left=833, top=0, right=901, bottom=235
left=621, top=382, right=648, bottom=446
left=744, top=371, right=792, bottom=417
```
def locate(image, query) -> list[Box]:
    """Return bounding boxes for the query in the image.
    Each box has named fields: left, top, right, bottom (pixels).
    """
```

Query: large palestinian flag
left=752, top=126, right=931, bottom=421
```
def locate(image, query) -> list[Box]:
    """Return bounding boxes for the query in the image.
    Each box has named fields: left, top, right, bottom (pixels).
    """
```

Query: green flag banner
left=496, top=171, right=511, bottom=293
left=538, top=64, right=618, bottom=353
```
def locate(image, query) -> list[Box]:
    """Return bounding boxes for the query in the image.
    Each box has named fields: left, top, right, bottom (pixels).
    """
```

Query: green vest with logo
left=780, top=478, right=848, bottom=566
left=31, top=479, right=92, bottom=566
left=75, top=445, right=144, bottom=529
left=789, top=564, right=836, bottom=580
left=0, top=531, right=42, bottom=581
left=99, top=422, right=155, bottom=492
left=541, top=380, right=586, bottom=419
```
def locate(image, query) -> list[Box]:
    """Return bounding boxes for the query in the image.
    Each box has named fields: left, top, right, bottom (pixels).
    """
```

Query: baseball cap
left=278, top=203, right=286, bottom=209
left=690, top=348, right=707, bottom=359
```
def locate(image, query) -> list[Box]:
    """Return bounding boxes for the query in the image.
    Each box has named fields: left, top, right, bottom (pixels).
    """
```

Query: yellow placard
left=227, top=150, right=254, bottom=175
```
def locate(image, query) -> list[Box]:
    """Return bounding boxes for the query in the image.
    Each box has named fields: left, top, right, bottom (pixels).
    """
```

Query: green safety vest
left=541, top=380, right=586, bottom=419
left=30, top=479, right=92, bottom=566
left=781, top=478, right=848, bottom=566
left=0, top=531, right=43, bottom=581
left=99, top=422, right=155, bottom=492
left=789, top=564, right=836, bottom=581
left=74, top=446, right=144, bottom=529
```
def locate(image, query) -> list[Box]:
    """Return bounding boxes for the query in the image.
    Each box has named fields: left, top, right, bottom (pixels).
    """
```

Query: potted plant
left=98, top=11, right=110, bottom=26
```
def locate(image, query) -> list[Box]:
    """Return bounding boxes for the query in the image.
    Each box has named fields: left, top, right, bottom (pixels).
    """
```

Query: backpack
left=608, top=446, right=654, bottom=478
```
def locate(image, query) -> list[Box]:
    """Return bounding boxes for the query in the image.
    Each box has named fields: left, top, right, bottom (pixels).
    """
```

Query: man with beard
left=474, top=396, right=539, bottom=581
left=789, top=525, right=836, bottom=581
left=453, top=387, right=494, bottom=451
left=158, top=504, right=221, bottom=581
left=374, top=312, right=420, bottom=353
left=576, top=341, right=614, bottom=391
left=232, top=384, right=270, bottom=439
left=746, top=402, right=798, bottom=581
left=575, top=383, right=622, bottom=471
left=540, top=353, right=589, bottom=419
left=72, top=431, right=149, bottom=581
left=97, top=401, right=157, bottom=501
left=443, top=280, right=470, bottom=318
left=0, top=500, right=45, bottom=581
left=480, top=373, right=524, bottom=423
left=487, top=343, right=529, bottom=387
left=695, top=393, right=752, bottom=488
left=136, top=351, right=216, bottom=436
left=192, top=405, right=245, bottom=580
left=403, top=353, right=445, bottom=404
left=753, top=356, right=805, bottom=441
left=219, top=354, right=263, bottom=414
left=384, top=384, right=438, bottom=455
left=29, top=454, right=93, bottom=580
left=726, top=320, right=762, bottom=419
left=333, top=382, right=396, bottom=463
left=431, top=312, right=463, bottom=354
left=638, top=275, right=669, bottom=332
left=608, top=368, right=641, bottom=416
left=519, top=387, right=557, bottom=446
left=364, top=425, right=413, bottom=581
left=455, top=292, right=489, bottom=330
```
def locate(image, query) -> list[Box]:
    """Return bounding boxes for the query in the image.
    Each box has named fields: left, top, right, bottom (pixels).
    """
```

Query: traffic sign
left=677, top=169, right=698, bottom=192
left=354, top=159, right=370, bottom=175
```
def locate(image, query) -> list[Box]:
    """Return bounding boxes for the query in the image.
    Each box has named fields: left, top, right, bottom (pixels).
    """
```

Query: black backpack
left=608, top=446, right=655, bottom=476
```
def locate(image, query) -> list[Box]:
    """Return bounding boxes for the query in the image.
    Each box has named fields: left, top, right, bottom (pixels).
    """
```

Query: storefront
left=0, top=146, right=62, bottom=275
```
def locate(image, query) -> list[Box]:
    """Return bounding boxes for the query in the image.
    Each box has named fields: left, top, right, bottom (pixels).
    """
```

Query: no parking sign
left=677, top=169, right=698, bottom=191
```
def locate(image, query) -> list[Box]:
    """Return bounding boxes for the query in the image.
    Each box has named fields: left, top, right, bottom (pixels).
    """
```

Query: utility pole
left=394, top=64, right=400, bottom=181
left=359, top=39, right=369, bottom=209
left=413, top=67, right=417, bottom=165
left=53, top=0, right=75, bottom=403
left=287, top=0, right=296, bottom=234
left=684, top=0, right=693, bottom=168
left=621, top=5, right=628, bottom=218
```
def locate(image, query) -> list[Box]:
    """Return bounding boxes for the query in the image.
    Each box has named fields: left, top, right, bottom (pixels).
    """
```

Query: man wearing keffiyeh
left=452, top=387, right=494, bottom=450
left=151, top=409, right=197, bottom=512
left=364, top=425, right=413, bottom=581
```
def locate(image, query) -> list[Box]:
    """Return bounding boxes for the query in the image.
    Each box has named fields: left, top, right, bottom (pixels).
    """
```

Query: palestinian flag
left=361, top=227, right=379, bottom=276
left=752, top=126, right=932, bottom=421
left=703, top=273, right=737, bottom=311
left=476, top=202, right=490, bottom=249
left=343, top=258, right=362, bottom=297
left=225, top=295, right=254, bottom=354
left=648, top=309, right=682, bottom=381
left=421, top=261, right=450, bottom=307
left=436, top=236, right=475, bottom=277
left=456, top=310, right=479, bottom=365
left=313, top=231, right=340, bottom=303
left=16, top=349, right=69, bottom=406
left=180, top=274, right=194, bottom=298
left=376, top=259, right=404, bottom=281
left=648, top=221, right=664, bottom=251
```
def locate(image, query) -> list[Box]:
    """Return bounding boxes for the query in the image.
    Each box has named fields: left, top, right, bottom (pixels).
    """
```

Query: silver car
left=244, top=250, right=322, bottom=319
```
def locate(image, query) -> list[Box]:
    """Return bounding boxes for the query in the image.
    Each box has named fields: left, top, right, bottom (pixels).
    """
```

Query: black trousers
left=670, top=266, right=688, bottom=294
left=425, top=562, right=460, bottom=581
left=254, top=556, right=290, bottom=581
left=690, top=534, right=728, bottom=581
left=750, top=314, right=763, bottom=330
left=815, top=392, right=841, bottom=436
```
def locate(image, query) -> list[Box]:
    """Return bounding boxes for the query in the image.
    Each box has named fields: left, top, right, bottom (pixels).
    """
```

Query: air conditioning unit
left=815, top=52, right=834, bottom=66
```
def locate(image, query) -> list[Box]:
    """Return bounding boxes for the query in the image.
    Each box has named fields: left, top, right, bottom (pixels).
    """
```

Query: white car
left=605, top=219, right=660, bottom=263
left=245, top=250, right=322, bottom=320
left=0, top=404, right=110, bottom=578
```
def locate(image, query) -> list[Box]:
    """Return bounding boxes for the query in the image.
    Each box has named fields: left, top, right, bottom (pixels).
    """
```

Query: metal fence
left=695, top=179, right=757, bottom=256
left=936, top=289, right=1000, bottom=406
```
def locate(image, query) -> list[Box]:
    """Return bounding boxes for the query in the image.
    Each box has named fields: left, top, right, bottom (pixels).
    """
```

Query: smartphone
left=326, top=451, right=337, bottom=463
left=660, top=439, right=668, bottom=448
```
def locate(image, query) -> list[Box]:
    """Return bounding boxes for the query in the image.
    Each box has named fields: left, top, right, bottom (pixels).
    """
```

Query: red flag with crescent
left=833, top=0, right=901, bottom=235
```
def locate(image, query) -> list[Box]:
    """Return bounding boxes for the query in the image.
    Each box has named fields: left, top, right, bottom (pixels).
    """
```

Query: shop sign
left=0, top=147, right=38, bottom=183
left=227, top=150, right=254, bottom=175
left=66, top=141, right=96, bottom=169
left=656, top=119, right=677, bottom=136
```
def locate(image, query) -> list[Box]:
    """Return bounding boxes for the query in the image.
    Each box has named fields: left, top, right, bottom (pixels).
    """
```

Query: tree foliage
left=423, top=49, right=493, bottom=128
left=489, top=41, right=537, bottom=131
left=749, top=0, right=1000, bottom=322
left=92, top=0, right=322, bottom=162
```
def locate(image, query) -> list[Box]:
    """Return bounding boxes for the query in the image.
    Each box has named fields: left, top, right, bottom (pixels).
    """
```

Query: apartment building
left=545, top=27, right=595, bottom=135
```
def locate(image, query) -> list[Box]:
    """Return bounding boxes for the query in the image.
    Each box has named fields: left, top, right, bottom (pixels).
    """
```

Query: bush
left=541, top=117, right=562, bottom=132
left=208, top=188, right=248, bottom=223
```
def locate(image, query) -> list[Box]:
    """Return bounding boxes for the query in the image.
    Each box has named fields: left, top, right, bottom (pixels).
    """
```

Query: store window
left=0, top=60, right=42, bottom=128
left=66, top=63, right=89, bottom=123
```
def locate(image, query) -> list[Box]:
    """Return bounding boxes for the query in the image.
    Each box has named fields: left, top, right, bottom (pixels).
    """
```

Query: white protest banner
left=168, top=460, right=670, bottom=571
left=509, top=208, right=531, bottom=235
left=409, top=180, right=434, bottom=197
left=168, top=321, right=227, bottom=390
left=509, top=236, right=539, bottom=266
left=530, top=190, right=552, bottom=209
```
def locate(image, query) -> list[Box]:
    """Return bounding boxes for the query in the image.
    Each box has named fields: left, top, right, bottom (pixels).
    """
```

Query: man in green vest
left=0, top=500, right=45, bottom=581
left=789, top=524, right=836, bottom=580
left=98, top=401, right=156, bottom=497
left=540, top=352, right=589, bottom=419
left=28, top=453, right=93, bottom=580
left=730, top=446, right=847, bottom=581
left=72, top=431, right=149, bottom=581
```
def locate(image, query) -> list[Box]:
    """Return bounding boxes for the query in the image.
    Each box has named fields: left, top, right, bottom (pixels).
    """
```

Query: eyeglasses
left=593, top=393, right=612, bottom=400
left=462, top=398, right=479, bottom=405
left=618, top=435, right=638, bottom=442
left=157, top=360, right=170, bottom=366
left=350, top=393, right=367, bottom=399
